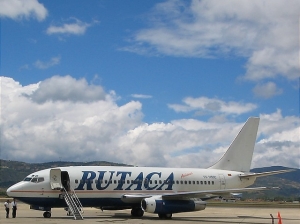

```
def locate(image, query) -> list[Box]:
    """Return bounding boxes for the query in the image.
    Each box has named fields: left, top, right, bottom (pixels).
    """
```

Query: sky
left=0, top=0, right=299, bottom=169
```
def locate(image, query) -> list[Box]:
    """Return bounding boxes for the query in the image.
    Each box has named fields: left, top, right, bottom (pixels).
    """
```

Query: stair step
left=62, top=188, right=84, bottom=220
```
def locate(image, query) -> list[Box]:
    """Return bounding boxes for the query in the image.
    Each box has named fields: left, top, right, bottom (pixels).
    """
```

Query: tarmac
left=1, top=202, right=300, bottom=224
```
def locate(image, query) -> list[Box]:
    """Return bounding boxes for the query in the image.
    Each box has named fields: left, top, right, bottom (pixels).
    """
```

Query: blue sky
left=0, top=0, right=299, bottom=168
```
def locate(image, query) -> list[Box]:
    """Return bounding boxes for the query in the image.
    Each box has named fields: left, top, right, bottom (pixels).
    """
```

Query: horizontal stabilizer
left=239, top=169, right=296, bottom=179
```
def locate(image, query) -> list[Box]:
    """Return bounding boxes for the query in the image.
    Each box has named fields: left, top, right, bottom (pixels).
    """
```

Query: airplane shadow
left=21, top=214, right=300, bottom=224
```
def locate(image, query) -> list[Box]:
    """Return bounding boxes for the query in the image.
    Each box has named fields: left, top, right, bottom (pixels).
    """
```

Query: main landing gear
left=43, top=211, right=51, bottom=218
left=131, top=207, right=144, bottom=217
left=158, top=213, right=172, bottom=219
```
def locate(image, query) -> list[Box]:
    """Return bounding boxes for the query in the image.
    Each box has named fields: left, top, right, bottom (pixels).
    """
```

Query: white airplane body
left=6, top=117, right=293, bottom=219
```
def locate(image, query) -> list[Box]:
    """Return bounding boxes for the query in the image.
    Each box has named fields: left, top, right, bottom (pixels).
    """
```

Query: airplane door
left=218, top=174, right=226, bottom=189
left=50, top=168, right=62, bottom=190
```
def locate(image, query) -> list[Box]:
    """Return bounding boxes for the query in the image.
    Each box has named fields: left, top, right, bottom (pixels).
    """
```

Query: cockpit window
left=24, top=175, right=44, bottom=183
left=31, top=177, right=38, bottom=183
left=30, top=177, right=45, bottom=183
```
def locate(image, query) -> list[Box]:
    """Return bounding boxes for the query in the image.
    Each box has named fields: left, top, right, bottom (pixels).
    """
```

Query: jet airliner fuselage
left=6, top=117, right=294, bottom=219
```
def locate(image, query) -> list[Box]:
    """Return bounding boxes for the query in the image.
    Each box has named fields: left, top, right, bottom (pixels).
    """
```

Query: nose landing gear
left=43, top=211, right=51, bottom=218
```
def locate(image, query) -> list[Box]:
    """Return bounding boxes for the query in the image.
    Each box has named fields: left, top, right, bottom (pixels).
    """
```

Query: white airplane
left=6, top=117, right=294, bottom=219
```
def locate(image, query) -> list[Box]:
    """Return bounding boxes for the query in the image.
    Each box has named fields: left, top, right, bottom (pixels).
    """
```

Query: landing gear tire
left=43, top=211, right=51, bottom=218
left=131, top=208, right=144, bottom=217
left=158, top=213, right=172, bottom=219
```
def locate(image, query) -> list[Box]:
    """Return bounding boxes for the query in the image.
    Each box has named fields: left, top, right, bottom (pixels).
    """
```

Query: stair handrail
left=62, top=187, right=83, bottom=220
left=70, top=189, right=84, bottom=213
left=63, top=188, right=77, bottom=219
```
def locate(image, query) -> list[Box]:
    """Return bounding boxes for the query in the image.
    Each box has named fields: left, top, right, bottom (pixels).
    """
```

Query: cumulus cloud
left=0, top=76, right=298, bottom=169
left=0, top=0, right=47, bottom=21
left=27, top=75, right=107, bottom=103
left=46, top=18, right=95, bottom=35
left=124, top=0, right=299, bottom=82
left=131, top=94, right=153, bottom=99
left=34, top=56, right=61, bottom=69
left=252, top=110, right=300, bottom=168
left=252, top=82, right=283, bottom=99
left=168, top=96, right=257, bottom=115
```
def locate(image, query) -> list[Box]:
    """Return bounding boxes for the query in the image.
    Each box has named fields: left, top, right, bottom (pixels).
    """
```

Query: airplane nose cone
left=6, top=185, right=14, bottom=197
left=6, top=182, right=24, bottom=197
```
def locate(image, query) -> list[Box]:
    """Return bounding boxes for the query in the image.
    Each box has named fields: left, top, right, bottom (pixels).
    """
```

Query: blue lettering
left=96, top=171, right=115, bottom=190
left=75, top=171, right=96, bottom=190
left=114, top=171, right=132, bottom=190
left=125, top=172, right=143, bottom=190
left=144, top=172, right=161, bottom=190
left=157, top=173, right=174, bottom=190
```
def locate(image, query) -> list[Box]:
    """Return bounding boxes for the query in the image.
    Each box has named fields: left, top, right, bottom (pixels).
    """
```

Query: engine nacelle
left=141, top=197, right=206, bottom=214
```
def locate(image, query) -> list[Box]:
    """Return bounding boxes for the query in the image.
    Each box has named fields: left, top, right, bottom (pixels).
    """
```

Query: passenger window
left=196, top=181, right=199, bottom=184
left=159, top=180, right=162, bottom=184
left=176, top=180, right=179, bottom=184
left=180, top=181, right=183, bottom=184
left=75, top=179, right=78, bottom=184
left=184, top=181, right=187, bottom=184
left=208, top=181, right=210, bottom=185
left=192, top=181, right=195, bottom=184
left=188, top=181, right=191, bottom=184
left=212, top=181, right=214, bottom=185
left=200, top=181, right=203, bottom=185
left=127, top=180, right=130, bottom=184
left=204, top=181, right=207, bottom=185
left=114, top=180, right=117, bottom=184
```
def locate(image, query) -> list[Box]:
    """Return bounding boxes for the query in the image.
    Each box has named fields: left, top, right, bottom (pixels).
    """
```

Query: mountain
left=0, top=160, right=299, bottom=199
left=251, top=166, right=300, bottom=184
left=244, top=166, right=300, bottom=200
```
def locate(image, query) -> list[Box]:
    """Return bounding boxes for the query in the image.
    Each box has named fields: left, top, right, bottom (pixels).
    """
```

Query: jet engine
left=141, top=197, right=206, bottom=214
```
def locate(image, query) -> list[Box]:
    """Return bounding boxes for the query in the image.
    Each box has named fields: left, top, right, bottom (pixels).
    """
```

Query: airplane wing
left=161, top=187, right=277, bottom=200
left=121, top=186, right=276, bottom=202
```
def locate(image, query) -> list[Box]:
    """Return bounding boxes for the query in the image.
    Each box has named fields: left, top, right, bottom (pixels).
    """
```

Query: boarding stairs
left=63, top=188, right=84, bottom=220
